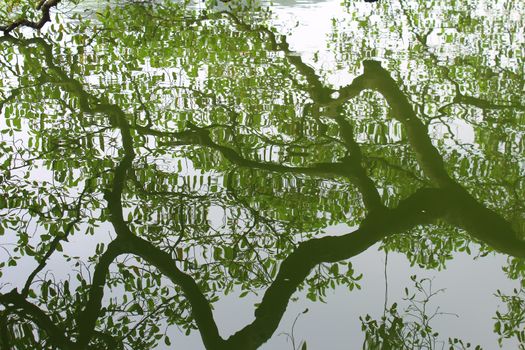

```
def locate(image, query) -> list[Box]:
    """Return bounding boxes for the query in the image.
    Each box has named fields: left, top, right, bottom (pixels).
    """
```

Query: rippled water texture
left=0, top=0, right=524, bottom=349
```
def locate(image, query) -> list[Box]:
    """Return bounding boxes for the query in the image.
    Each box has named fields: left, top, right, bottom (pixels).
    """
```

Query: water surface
left=0, top=0, right=524, bottom=349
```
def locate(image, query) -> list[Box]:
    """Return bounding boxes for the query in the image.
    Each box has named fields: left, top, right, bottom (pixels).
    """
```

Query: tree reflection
left=0, top=2, right=524, bottom=349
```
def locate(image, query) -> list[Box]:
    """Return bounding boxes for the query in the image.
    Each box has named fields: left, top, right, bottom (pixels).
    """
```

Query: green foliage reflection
left=0, top=1, right=524, bottom=349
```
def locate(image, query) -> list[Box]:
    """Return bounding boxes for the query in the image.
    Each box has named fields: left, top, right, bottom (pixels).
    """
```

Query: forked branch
left=0, top=0, right=61, bottom=34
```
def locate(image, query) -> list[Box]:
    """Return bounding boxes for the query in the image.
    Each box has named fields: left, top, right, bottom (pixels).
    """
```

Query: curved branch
left=0, top=289, right=75, bottom=350
left=355, top=61, right=525, bottom=257
left=0, top=0, right=61, bottom=34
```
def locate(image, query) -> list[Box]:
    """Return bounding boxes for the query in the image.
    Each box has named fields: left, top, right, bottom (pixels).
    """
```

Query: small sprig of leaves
left=360, top=276, right=481, bottom=350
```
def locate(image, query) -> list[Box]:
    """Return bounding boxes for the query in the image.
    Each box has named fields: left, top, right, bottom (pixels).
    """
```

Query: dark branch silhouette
left=0, top=0, right=61, bottom=34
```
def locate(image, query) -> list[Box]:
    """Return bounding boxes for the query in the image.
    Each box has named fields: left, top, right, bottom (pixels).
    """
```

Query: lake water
left=0, top=0, right=524, bottom=349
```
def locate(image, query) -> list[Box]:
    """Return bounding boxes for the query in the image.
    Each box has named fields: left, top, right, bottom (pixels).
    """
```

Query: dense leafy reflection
left=0, top=1, right=524, bottom=349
